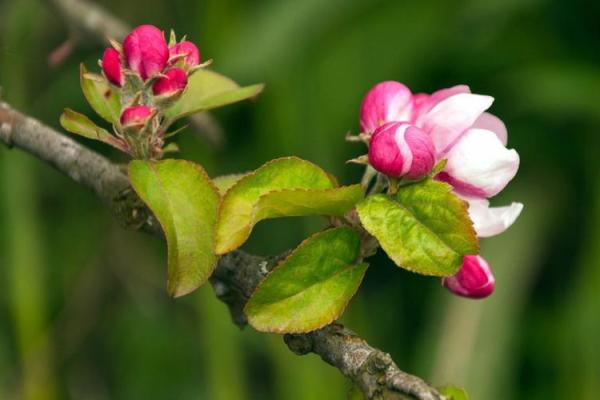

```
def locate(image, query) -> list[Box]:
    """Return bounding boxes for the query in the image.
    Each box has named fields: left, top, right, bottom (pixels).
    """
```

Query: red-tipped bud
left=152, top=68, right=188, bottom=96
left=368, top=122, right=435, bottom=180
left=120, top=105, right=154, bottom=128
left=123, top=25, right=169, bottom=80
left=442, top=255, right=495, bottom=299
left=102, top=48, right=124, bottom=87
left=169, top=41, right=200, bottom=68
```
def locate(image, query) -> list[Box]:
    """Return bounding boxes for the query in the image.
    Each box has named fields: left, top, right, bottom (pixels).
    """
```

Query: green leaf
left=128, top=159, right=220, bottom=297
left=80, top=64, right=121, bottom=123
left=356, top=179, right=478, bottom=276
left=439, top=385, right=470, bottom=400
left=213, top=173, right=248, bottom=195
left=254, top=185, right=363, bottom=221
left=60, top=108, right=123, bottom=149
left=215, top=157, right=364, bottom=254
left=164, top=69, right=264, bottom=120
left=245, top=227, right=367, bottom=333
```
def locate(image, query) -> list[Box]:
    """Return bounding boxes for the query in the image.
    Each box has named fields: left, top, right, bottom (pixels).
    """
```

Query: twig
left=0, top=100, right=444, bottom=400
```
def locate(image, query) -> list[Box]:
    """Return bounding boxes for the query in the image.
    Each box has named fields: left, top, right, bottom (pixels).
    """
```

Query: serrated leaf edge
left=129, top=159, right=220, bottom=297
left=215, top=156, right=340, bottom=254
left=245, top=226, right=368, bottom=334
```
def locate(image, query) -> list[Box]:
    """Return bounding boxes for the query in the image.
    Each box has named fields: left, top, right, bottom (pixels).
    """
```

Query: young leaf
left=356, top=179, right=478, bottom=276
left=438, top=385, right=470, bottom=400
left=213, top=173, right=248, bottom=195
left=254, top=185, right=363, bottom=221
left=245, top=227, right=367, bottom=333
left=60, top=108, right=123, bottom=149
left=128, top=159, right=220, bottom=297
left=215, top=157, right=364, bottom=254
left=164, top=69, right=264, bottom=120
left=80, top=64, right=121, bottom=123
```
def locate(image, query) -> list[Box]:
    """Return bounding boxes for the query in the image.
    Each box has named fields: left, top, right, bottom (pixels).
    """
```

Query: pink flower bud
left=368, top=122, right=435, bottom=180
left=120, top=105, right=154, bottom=128
left=102, top=48, right=124, bottom=87
left=152, top=68, right=188, bottom=96
left=442, top=255, right=495, bottom=299
left=123, top=25, right=169, bottom=80
left=169, top=41, right=200, bottom=67
left=359, top=81, right=413, bottom=134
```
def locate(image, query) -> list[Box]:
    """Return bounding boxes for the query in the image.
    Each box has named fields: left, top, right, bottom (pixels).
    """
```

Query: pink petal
left=421, top=93, right=494, bottom=155
left=413, top=85, right=471, bottom=123
left=472, top=112, right=507, bottom=145
left=440, top=128, right=519, bottom=198
left=463, top=196, right=523, bottom=238
left=359, top=81, right=413, bottom=134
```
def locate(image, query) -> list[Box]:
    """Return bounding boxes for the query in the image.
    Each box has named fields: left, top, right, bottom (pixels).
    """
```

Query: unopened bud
left=120, top=105, right=154, bottom=129
left=101, top=48, right=124, bottom=87
left=169, top=41, right=200, bottom=69
left=442, top=255, right=495, bottom=299
left=368, top=122, right=435, bottom=180
left=152, top=68, right=188, bottom=97
left=123, top=25, right=169, bottom=80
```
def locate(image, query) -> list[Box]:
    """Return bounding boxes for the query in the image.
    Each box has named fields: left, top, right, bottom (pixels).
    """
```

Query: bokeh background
left=1, top=0, right=599, bottom=398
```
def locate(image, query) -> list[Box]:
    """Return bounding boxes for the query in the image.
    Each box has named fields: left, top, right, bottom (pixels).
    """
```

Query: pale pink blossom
left=359, top=81, right=523, bottom=299
left=359, top=81, right=522, bottom=238
left=442, top=255, right=495, bottom=299
left=123, top=25, right=169, bottom=80
left=368, top=122, right=435, bottom=180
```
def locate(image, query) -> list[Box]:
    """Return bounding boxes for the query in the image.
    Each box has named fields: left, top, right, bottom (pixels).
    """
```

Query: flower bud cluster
left=99, top=24, right=203, bottom=159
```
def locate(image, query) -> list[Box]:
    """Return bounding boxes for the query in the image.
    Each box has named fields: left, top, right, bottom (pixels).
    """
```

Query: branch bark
left=0, top=101, right=443, bottom=399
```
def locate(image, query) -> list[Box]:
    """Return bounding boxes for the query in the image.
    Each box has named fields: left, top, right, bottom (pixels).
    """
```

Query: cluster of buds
left=356, top=81, right=523, bottom=299
left=100, top=24, right=204, bottom=159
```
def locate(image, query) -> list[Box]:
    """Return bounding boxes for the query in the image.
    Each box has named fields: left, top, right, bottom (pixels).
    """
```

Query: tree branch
left=0, top=101, right=443, bottom=399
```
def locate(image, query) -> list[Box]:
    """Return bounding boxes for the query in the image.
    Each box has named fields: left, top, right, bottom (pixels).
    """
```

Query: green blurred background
left=1, top=0, right=599, bottom=398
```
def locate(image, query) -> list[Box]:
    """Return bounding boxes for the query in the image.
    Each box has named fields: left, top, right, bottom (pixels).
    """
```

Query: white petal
left=465, top=197, right=523, bottom=237
left=472, top=112, right=508, bottom=145
left=444, top=128, right=519, bottom=198
left=421, top=93, right=494, bottom=154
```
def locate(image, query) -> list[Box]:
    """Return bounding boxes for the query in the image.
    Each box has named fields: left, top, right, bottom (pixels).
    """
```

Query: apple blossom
left=358, top=81, right=524, bottom=299
left=101, top=48, right=124, bottom=87
left=368, top=122, right=435, bottom=180
left=358, top=81, right=522, bottom=238
left=123, top=25, right=169, bottom=80
left=442, top=255, right=495, bottom=299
